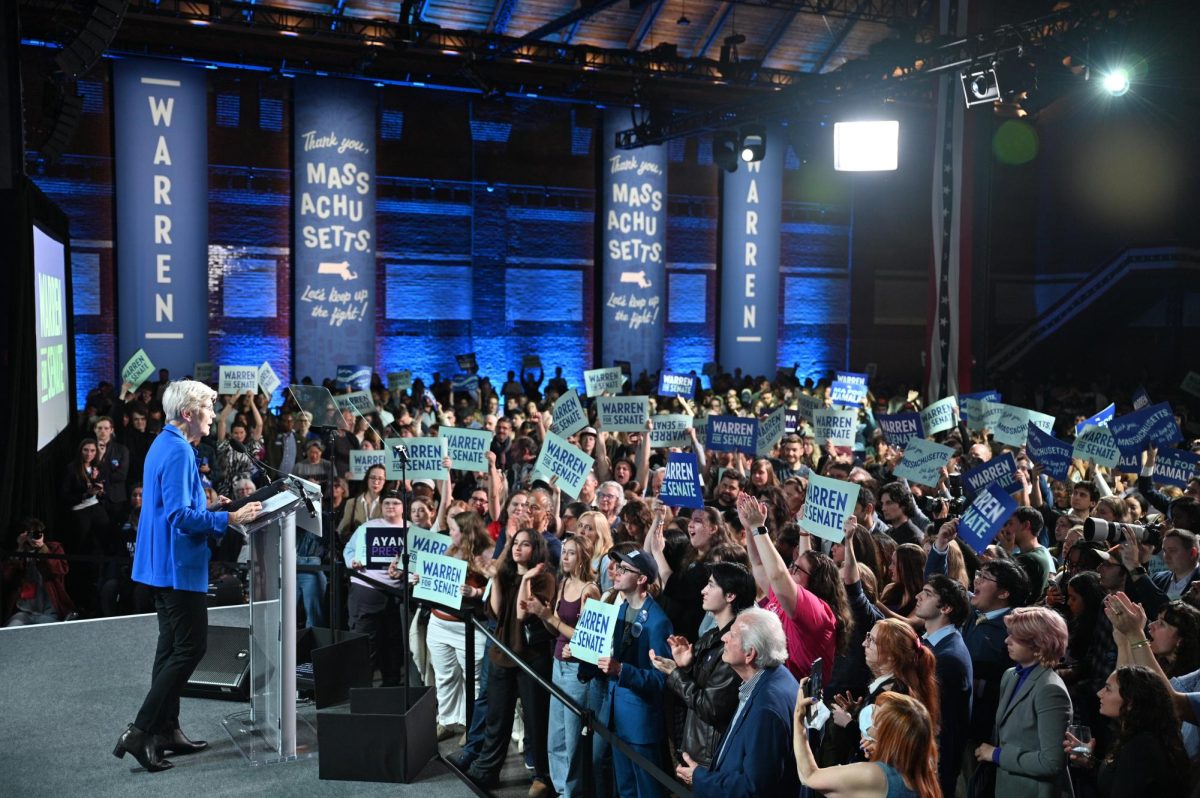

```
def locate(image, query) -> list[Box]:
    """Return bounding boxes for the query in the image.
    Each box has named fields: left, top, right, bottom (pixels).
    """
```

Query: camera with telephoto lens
left=1082, top=518, right=1164, bottom=551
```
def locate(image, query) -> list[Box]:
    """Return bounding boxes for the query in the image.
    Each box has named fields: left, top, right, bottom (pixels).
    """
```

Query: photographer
left=1094, top=528, right=1168, bottom=621
left=3, top=519, right=74, bottom=626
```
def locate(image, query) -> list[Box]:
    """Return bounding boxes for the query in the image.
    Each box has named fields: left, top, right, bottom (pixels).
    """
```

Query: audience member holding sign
left=343, top=490, right=409, bottom=687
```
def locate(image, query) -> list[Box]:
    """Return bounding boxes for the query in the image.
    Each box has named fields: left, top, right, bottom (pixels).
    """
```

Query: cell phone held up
left=805, top=658, right=824, bottom=720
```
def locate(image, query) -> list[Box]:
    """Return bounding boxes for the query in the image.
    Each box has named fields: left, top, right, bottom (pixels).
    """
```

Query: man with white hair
left=676, top=606, right=801, bottom=798
left=117, top=380, right=261, bottom=773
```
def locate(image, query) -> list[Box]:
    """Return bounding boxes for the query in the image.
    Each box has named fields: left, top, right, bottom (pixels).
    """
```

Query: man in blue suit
left=915, top=574, right=974, bottom=798
left=677, top=606, right=800, bottom=798
left=116, top=381, right=261, bottom=773
left=595, top=548, right=674, bottom=798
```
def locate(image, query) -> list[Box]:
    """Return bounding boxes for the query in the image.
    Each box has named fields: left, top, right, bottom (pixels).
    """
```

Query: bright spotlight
left=833, top=121, right=899, bottom=172
left=739, top=124, right=765, bottom=163
left=1102, top=69, right=1131, bottom=96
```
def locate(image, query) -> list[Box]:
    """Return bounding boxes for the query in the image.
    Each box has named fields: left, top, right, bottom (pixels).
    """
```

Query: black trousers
left=470, top=650, right=552, bottom=782
left=134, top=588, right=208, bottom=734
left=348, top=583, right=407, bottom=686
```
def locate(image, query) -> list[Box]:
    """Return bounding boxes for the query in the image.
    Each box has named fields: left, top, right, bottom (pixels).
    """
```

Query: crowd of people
left=6, top=362, right=1200, bottom=798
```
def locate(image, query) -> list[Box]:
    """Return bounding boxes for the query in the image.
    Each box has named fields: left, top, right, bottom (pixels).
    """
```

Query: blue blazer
left=596, top=594, right=674, bottom=746
left=693, top=664, right=800, bottom=798
left=932, top=629, right=974, bottom=795
left=132, top=425, right=230, bottom=593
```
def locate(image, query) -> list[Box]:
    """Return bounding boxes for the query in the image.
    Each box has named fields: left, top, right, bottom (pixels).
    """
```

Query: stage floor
left=0, top=606, right=504, bottom=797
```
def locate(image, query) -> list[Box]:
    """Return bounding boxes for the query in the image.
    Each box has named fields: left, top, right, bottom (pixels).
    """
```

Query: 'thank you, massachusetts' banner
left=293, top=78, right=377, bottom=382
left=600, top=109, right=666, bottom=378
left=719, top=126, right=782, bottom=378
left=113, top=59, right=209, bottom=377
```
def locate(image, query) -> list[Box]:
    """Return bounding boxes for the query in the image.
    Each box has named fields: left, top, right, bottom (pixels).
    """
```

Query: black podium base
left=317, top=685, right=439, bottom=783
left=296, top=626, right=372, bottom=708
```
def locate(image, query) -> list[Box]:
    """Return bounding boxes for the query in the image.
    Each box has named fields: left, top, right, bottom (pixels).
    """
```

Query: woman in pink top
left=737, top=494, right=853, bottom=682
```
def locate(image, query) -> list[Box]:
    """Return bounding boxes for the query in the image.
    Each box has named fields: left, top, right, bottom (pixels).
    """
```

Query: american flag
left=927, top=0, right=974, bottom=402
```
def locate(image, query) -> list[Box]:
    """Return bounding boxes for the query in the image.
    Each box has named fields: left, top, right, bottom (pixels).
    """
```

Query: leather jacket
left=666, top=619, right=741, bottom=766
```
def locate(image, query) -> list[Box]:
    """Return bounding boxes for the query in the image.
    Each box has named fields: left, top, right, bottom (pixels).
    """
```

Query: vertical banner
left=600, top=109, right=666, bottom=377
left=112, top=59, right=208, bottom=377
left=293, top=78, right=376, bottom=382
left=719, top=126, right=782, bottom=377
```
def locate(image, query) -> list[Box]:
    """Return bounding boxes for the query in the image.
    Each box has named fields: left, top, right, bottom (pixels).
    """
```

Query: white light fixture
left=1102, top=68, right=1131, bottom=96
left=833, top=121, right=899, bottom=172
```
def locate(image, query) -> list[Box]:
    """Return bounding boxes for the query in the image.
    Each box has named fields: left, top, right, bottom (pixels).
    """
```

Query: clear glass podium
left=221, top=477, right=323, bottom=765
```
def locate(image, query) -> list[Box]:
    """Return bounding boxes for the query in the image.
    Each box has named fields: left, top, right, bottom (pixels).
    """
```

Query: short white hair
left=599, top=480, right=627, bottom=511
left=162, top=380, right=217, bottom=423
left=736, top=607, right=788, bottom=670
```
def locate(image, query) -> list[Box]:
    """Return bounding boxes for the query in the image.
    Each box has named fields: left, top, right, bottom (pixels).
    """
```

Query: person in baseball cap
left=612, top=547, right=659, bottom=585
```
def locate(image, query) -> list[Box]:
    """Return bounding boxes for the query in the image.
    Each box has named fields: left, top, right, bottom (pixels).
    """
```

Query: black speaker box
left=181, top=625, right=250, bottom=701
left=317, top=686, right=438, bottom=784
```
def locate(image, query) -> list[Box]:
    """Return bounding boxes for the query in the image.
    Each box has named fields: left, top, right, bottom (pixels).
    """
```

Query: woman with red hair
left=794, top=689, right=941, bottom=797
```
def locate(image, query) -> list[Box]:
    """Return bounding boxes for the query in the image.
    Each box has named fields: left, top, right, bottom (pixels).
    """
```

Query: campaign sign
left=830, top=380, right=868, bottom=409
left=455, top=352, right=477, bottom=372
left=385, top=437, right=447, bottom=481
left=584, top=366, right=626, bottom=397
left=122, top=349, right=155, bottom=390
left=388, top=370, right=412, bottom=392
left=257, top=361, right=281, bottom=398
left=413, top=553, right=467, bottom=610
left=219, top=365, right=258, bottom=395
left=835, top=371, right=869, bottom=387
left=980, top=401, right=1007, bottom=433
left=1072, top=425, right=1120, bottom=468
left=366, top=525, right=404, bottom=567
left=957, top=485, right=1019, bottom=555
left=532, top=431, right=595, bottom=499
left=893, top=439, right=954, bottom=487
left=649, top=414, right=694, bottom=449
left=1108, top=402, right=1182, bottom=459
left=1075, top=404, right=1115, bottom=436
left=1156, top=448, right=1200, bottom=488
left=550, top=389, right=587, bottom=439
left=658, top=371, right=697, bottom=399
left=812, top=408, right=857, bottom=448
left=757, top=407, right=786, bottom=456
left=1026, top=424, right=1072, bottom=482
left=784, top=409, right=801, bottom=433
left=408, top=525, right=451, bottom=562
left=963, top=452, right=1020, bottom=498
left=992, top=405, right=1035, bottom=447
left=705, top=415, right=759, bottom=455
left=522, top=355, right=542, bottom=370
left=193, top=361, right=214, bottom=383
left=597, top=396, right=649, bottom=432
left=796, top=394, right=823, bottom=422
left=334, top=390, right=375, bottom=417
left=660, top=451, right=704, bottom=509
left=959, top=391, right=1001, bottom=427
left=921, top=396, right=958, bottom=436
left=1028, top=410, right=1056, bottom=436
left=801, top=474, right=860, bottom=543
left=451, top=373, right=479, bottom=393
left=1182, top=372, right=1200, bottom=399
left=1132, top=387, right=1151, bottom=411
left=877, top=413, right=925, bottom=449
left=569, top=598, right=622, bottom=666
left=349, top=450, right=387, bottom=480
left=442, top=427, right=494, bottom=473
left=336, top=365, right=372, bottom=391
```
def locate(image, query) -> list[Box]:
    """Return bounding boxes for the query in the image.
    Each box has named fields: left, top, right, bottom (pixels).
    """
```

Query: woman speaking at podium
left=114, top=380, right=262, bottom=773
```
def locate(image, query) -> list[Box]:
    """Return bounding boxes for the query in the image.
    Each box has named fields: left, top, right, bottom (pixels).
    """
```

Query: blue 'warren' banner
left=113, top=59, right=209, bottom=377
left=719, top=127, right=782, bottom=378
left=293, top=78, right=377, bottom=382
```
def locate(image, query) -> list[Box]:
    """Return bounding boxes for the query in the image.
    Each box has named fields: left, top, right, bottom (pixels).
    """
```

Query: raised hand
left=666, top=634, right=694, bottom=668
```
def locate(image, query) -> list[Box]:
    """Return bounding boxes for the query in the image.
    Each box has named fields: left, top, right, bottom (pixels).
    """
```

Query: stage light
left=833, top=121, right=899, bottom=172
left=960, top=67, right=1001, bottom=107
left=739, top=124, right=765, bottom=163
left=713, top=130, right=739, bottom=173
left=1102, top=68, right=1130, bottom=96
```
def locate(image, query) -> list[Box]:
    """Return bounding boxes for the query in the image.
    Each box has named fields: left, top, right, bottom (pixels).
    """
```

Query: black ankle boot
left=113, top=724, right=173, bottom=772
left=157, top=726, right=209, bottom=755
